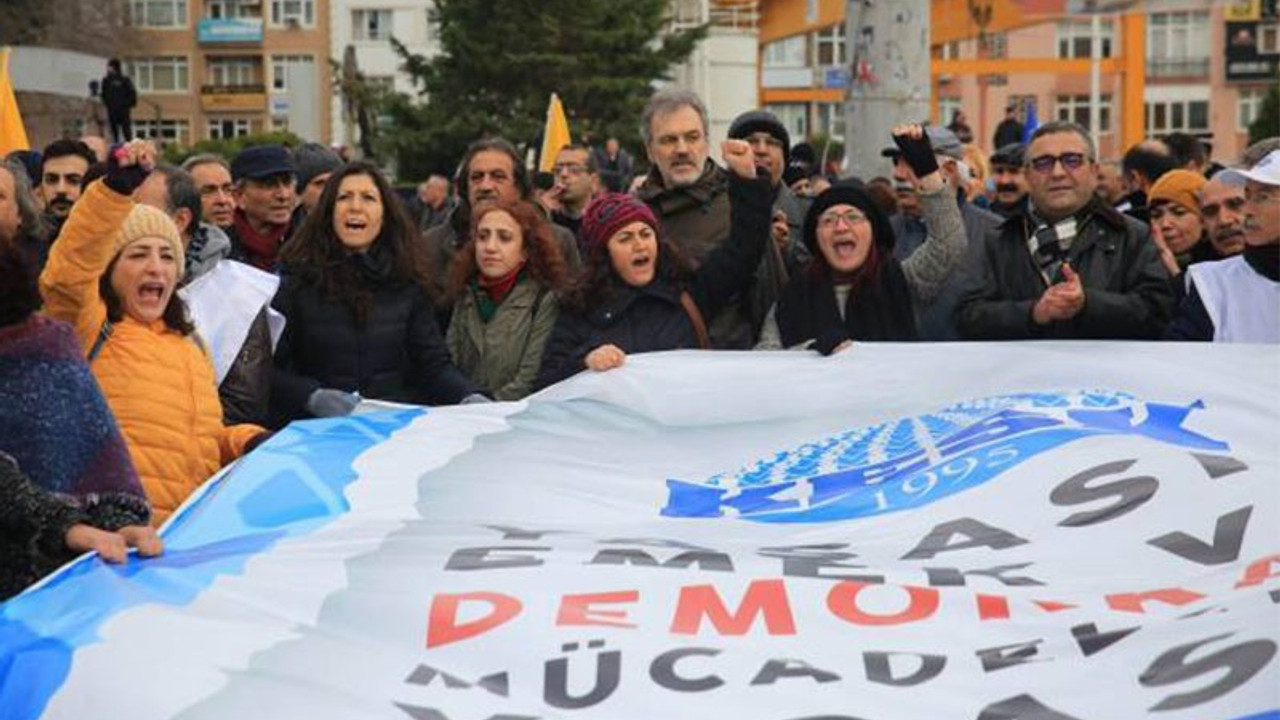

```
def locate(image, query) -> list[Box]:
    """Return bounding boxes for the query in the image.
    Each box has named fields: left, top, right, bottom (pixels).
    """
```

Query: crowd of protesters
left=1, top=84, right=1276, bottom=600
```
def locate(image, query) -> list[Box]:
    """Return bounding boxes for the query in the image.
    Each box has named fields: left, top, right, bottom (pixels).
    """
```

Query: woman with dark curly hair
left=270, top=161, right=482, bottom=424
left=445, top=200, right=569, bottom=400
left=534, top=140, right=769, bottom=389
left=38, top=140, right=265, bottom=526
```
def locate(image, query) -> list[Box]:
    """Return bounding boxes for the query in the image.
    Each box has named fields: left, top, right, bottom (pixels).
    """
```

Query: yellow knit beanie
left=1148, top=169, right=1207, bottom=217
left=113, top=203, right=186, bottom=277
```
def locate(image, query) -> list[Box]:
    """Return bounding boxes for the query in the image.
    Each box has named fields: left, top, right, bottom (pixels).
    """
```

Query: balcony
left=1146, top=57, right=1209, bottom=78
left=200, top=84, right=267, bottom=111
left=197, top=18, right=264, bottom=44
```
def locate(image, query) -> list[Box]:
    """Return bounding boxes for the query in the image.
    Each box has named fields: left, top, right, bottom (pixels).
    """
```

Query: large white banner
left=2, top=343, right=1278, bottom=720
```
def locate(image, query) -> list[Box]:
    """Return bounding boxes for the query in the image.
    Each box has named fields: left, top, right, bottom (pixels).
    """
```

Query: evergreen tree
left=1248, top=83, right=1279, bottom=145
left=381, top=0, right=706, bottom=180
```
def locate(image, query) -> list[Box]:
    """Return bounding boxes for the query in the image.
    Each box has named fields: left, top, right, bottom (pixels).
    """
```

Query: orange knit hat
left=1148, top=169, right=1207, bottom=217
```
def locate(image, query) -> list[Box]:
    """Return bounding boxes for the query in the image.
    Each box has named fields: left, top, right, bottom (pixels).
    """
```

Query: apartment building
left=328, top=1, right=439, bottom=148
left=757, top=0, right=1276, bottom=163
left=121, top=0, right=331, bottom=148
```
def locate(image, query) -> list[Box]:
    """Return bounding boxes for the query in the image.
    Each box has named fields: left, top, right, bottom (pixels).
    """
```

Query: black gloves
left=814, top=327, right=851, bottom=356
left=892, top=130, right=939, bottom=179
left=103, top=148, right=150, bottom=196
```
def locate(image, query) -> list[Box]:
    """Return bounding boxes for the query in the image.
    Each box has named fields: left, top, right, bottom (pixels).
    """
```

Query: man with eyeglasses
left=957, top=120, right=1173, bottom=340
left=541, top=143, right=601, bottom=241
left=1166, top=145, right=1280, bottom=342
left=226, top=145, right=298, bottom=272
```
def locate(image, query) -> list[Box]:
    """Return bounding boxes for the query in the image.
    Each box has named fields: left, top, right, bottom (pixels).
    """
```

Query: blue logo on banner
left=662, top=391, right=1228, bottom=523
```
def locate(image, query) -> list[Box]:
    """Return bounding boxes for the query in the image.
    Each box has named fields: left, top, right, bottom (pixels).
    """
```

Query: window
left=352, top=9, right=393, bottom=41
left=1261, top=22, right=1279, bottom=54
left=983, top=32, right=1007, bottom=59
left=816, top=102, right=843, bottom=141
left=271, top=55, right=314, bottom=91
left=126, top=0, right=188, bottom=28
left=763, top=35, right=806, bottom=68
left=133, top=119, right=190, bottom=145
left=1145, top=98, right=1210, bottom=134
left=1056, top=20, right=1114, bottom=59
left=938, top=97, right=962, bottom=127
left=205, top=0, right=259, bottom=19
left=270, top=0, right=314, bottom=27
left=207, top=57, right=258, bottom=87
left=814, top=25, right=846, bottom=67
left=208, top=118, right=252, bottom=139
left=425, top=10, right=440, bottom=44
left=1055, top=95, right=1113, bottom=132
left=365, top=75, right=396, bottom=92
left=938, top=41, right=961, bottom=60
left=1147, top=11, right=1210, bottom=77
left=764, top=103, right=807, bottom=138
left=1239, top=88, right=1266, bottom=130
left=125, top=57, right=190, bottom=93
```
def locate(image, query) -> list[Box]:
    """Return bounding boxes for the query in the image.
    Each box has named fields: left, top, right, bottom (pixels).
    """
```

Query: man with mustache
left=1166, top=144, right=1280, bottom=342
left=988, top=142, right=1029, bottom=219
left=1198, top=174, right=1247, bottom=259
left=421, top=137, right=581, bottom=325
left=957, top=121, right=1173, bottom=340
left=37, top=139, right=96, bottom=242
left=886, top=126, right=1001, bottom=340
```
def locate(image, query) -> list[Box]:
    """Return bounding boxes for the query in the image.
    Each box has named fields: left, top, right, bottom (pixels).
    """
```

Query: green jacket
left=446, top=277, right=558, bottom=401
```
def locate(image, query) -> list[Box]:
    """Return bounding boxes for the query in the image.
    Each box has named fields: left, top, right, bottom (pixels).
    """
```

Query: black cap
left=728, top=110, right=791, bottom=166
left=802, top=180, right=894, bottom=255
left=231, top=145, right=296, bottom=182
left=783, top=161, right=809, bottom=188
left=991, top=142, right=1026, bottom=168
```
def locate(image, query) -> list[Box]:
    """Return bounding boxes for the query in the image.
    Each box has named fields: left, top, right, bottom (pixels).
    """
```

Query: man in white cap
left=1166, top=141, right=1279, bottom=342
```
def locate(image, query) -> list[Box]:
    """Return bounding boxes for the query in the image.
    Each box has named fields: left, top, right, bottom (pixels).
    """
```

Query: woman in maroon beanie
left=534, top=140, right=769, bottom=389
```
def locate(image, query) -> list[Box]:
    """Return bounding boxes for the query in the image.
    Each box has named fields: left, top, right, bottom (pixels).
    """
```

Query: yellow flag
left=0, top=47, right=29, bottom=155
left=538, top=93, right=571, bottom=173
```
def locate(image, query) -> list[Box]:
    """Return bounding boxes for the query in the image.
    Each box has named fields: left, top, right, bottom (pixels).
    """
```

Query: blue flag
left=1022, top=101, right=1040, bottom=143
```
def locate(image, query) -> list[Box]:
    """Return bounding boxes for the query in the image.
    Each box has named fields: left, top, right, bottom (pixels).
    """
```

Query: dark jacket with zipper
left=637, top=161, right=784, bottom=349
left=536, top=174, right=771, bottom=389
left=269, top=245, right=479, bottom=424
left=956, top=198, right=1173, bottom=340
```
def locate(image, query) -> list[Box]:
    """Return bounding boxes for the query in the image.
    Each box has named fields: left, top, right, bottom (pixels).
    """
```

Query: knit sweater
left=0, top=314, right=150, bottom=529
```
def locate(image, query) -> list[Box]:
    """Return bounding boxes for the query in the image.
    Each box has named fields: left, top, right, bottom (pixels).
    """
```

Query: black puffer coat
left=536, top=175, right=771, bottom=389
left=270, top=246, right=479, bottom=423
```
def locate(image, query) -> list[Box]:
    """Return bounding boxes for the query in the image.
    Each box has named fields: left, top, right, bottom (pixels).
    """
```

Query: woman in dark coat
left=535, top=140, right=769, bottom=388
left=756, top=124, right=964, bottom=353
left=270, top=161, right=482, bottom=423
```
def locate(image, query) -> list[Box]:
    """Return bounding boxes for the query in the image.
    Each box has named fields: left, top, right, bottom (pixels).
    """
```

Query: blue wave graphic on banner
left=0, top=409, right=421, bottom=720
left=663, top=391, right=1227, bottom=523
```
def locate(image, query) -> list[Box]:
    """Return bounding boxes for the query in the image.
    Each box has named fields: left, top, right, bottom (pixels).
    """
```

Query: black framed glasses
left=1027, top=152, right=1088, bottom=174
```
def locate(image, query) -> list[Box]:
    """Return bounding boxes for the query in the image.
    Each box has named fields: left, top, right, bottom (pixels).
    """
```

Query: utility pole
left=843, top=0, right=932, bottom=180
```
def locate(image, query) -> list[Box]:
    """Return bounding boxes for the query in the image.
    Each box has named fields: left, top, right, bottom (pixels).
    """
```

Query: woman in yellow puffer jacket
left=39, top=140, right=266, bottom=525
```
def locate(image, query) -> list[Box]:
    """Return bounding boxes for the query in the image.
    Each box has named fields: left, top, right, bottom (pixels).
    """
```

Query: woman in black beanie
left=757, top=124, right=966, bottom=353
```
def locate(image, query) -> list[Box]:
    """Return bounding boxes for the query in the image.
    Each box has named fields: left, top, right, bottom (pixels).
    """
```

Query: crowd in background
left=1, top=84, right=1277, bottom=600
